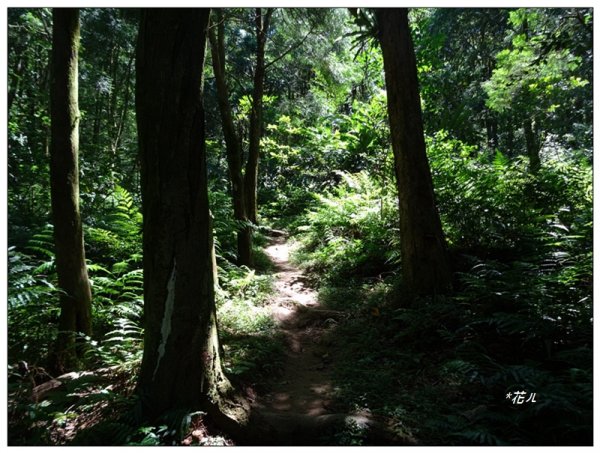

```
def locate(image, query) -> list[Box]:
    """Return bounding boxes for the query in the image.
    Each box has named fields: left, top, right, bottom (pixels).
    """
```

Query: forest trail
left=253, top=235, right=338, bottom=419
left=246, top=235, right=402, bottom=446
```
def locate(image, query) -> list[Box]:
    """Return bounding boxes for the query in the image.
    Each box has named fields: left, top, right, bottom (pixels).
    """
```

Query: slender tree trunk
left=110, top=50, right=134, bottom=160
left=485, top=112, right=498, bottom=149
left=244, top=8, right=273, bottom=225
left=105, top=51, right=134, bottom=193
left=506, top=118, right=515, bottom=155
left=520, top=17, right=541, bottom=174
left=209, top=11, right=253, bottom=266
left=136, top=8, right=248, bottom=424
left=107, top=42, right=120, bottom=123
left=49, top=8, right=92, bottom=373
left=523, top=117, right=541, bottom=174
left=376, top=8, right=452, bottom=298
left=91, top=91, right=102, bottom=148
left=8, top=54, right=25, bottom=113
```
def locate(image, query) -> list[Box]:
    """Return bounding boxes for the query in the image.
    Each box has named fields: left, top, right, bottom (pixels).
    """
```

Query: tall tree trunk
left=485, top=111, right=498, bottom=149
left=8, top=54, right=25, bottom=113
left=376, top=8, right=452, bottom=298
left=108, top=48, right=135, bottom=193
left=49, top=8, right=92, bottom=373
left=111, top=50, right=134, bottom=155
left=520, top=17, right=541, bottom=174
left=244, top=8, right=273, bottom=225
left=91, top=91, right=102, bottom=149
left=523, top=117, right=541, bottom=174
left=136, top=8, right=248, bottom=424
left=209, top=10, right=253, bottom=266
left=506, top=118, right=515, bottom=155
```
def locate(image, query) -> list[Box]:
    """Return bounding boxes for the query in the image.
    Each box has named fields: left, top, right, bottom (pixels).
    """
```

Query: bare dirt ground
left=244, top=236, right=407, bottom=446
left=252, top=235, right=340, bottom=418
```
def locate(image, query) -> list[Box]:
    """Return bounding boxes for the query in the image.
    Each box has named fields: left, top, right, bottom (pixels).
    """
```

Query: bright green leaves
left=483, top=8, right=591, bottom=149
left=296, top=170, right=398, bottom=282
left=568, top=76, right=589, bottom=88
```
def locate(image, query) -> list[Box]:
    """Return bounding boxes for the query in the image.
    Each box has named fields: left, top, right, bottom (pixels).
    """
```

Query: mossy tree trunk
left=135, top=8, right=248, bottom=425
left=49, top=7, right=92, bottom=373
left=376, top=8, right=452, bottom=298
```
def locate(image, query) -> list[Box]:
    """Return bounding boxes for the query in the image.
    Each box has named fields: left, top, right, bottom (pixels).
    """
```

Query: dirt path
left=243, top=235, right=404, bottom=446
left=252, top=235, right=338, bottom=418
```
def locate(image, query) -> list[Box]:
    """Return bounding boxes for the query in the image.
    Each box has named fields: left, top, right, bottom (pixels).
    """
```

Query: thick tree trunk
left=244, top=8, right=272, bottom=226
left=209, top=11, right=253, bottom=266
left=376, top=8, right=452, bottom=298
left=136, top=8, right=248, bottom=425
left=49, top=8, right=93, bottom=373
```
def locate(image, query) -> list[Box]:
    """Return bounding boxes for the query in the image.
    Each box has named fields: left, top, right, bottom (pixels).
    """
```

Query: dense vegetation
left=6, top=7, right=592, bottom=446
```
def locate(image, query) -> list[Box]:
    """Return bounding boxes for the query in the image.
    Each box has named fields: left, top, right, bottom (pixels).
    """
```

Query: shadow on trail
left=241, top=234, right=412, bottom=446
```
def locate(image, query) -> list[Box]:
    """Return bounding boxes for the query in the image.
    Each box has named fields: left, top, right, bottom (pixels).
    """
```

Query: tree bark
left=244, top=8, right=273, bottom=225
left=8, top=53, right=25, bottom=113
left=136, top=8, right=248, bottom=425
left=485, top=112, right=498, bottom=149
left=111, top=50, right=134, bottom=155
left=49, top=8, right=93, bottom=373
left=209, top=10, right=253, bottom=266
left=521, top=17, right=541, bottom=175
left=376, top=8, right=452, bottom=298
left=523, top=117, right=541, bottom=174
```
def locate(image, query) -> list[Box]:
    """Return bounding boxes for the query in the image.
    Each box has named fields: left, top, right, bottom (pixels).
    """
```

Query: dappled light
left=7, top=6, right=592, bottom=447
left=254, top=236, right=338, bottom=419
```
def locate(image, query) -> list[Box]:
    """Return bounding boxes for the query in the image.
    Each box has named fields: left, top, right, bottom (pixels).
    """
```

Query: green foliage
left=85, top=185, right=142, bottom=267
left=331, top=418, right=369, bottom=446
left=428, top=132, right=540, bottom=253
left=8, top=214, right=139, bottom=448
left=7, top=187, right=146, bottom=444
left=215, top=259, right=285, bottom=383
left=301, top=126, right=592, bottom=445
left=412, top=8, right=509, bottom=145
left=8, top=237, right=59, bottom=363
left=85, top=313, right=143, bottom=367
left=295, top=171, right=398, bottom=283
left=428, top=131, right=592, bottom=261
left=8, top=9, right=54, bottom=232
left=7, top=6, right=593, bottom=446
left=482, top=8, right=592, bottom=153
left=326, top=268, right=591, bottom=445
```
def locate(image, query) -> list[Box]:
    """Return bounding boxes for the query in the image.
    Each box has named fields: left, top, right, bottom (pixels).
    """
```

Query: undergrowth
left=294, top=137, right=592, bottom=446
left=293, top=171, right=399, bottom=283
left=7, top=185, right=283, bottom=445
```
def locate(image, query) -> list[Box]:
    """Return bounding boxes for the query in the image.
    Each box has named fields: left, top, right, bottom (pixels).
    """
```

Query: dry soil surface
left=245, top=235, right=405, bottom=446
left=252, top=235, right=340, bottom=418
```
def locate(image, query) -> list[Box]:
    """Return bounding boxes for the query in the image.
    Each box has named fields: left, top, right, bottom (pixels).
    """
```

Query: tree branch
left=264, top=23, right=316, bottom=70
